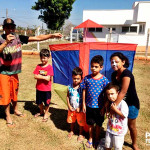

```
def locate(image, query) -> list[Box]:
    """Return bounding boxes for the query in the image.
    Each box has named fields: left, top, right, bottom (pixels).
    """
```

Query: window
left=96, top=28, right=102, bottom=32
left=89, top=28, right=95, bottom=32
left=122, top=27, right=129, bottom=32
left=122, top=26, right=137, bottom=33
left=130, top=27, right=137, bottom=32
left=139, top=24, right=145, bottom=33
left=108, top=28, right=116, bottom=31
left=88, top=28, right=102, bottom=32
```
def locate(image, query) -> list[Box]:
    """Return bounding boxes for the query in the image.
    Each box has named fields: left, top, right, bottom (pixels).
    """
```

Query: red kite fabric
left=74, top=19, right=104, bottom=29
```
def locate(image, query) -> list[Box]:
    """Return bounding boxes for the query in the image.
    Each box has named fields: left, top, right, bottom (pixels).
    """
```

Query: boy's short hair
left=72, top=67, right=83, bottom=78
left=105, top=83, right=120, bottom=93
left=40, top=49, right=50, bottom=58
left=91, top=55, right=104, bottom=66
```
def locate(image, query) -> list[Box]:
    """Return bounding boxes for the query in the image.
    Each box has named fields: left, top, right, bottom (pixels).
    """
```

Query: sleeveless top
left=0, top=34, right=28, bottom=75
left=111, top=69, right=140, bottom=109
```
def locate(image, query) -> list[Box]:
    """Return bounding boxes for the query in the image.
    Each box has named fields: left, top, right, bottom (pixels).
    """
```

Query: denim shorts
left=128, top=106, right=139, bottom=119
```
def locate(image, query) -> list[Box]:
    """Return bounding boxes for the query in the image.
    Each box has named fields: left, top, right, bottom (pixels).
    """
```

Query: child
left=0, top=18, right=62, bottom=127
left=33, top=49, right=53, bottom=122
left=104, top=83, right=129, bottom=150
left=82, top=55, right=109, bottom=148
left=67, top=67, right=86, bottom=142
left=110, top=52, right=140, bottom=150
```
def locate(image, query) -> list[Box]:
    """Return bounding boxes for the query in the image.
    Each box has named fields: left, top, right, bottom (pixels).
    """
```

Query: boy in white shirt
left=104, top=83, right=129, bottom=150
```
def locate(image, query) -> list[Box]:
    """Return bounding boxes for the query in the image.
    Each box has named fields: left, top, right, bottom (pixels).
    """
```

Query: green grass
left=0, top=56, right=149, bottom=150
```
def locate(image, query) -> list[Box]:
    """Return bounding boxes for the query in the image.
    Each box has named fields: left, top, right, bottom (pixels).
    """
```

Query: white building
left=83, top=1, right=150, bottom=52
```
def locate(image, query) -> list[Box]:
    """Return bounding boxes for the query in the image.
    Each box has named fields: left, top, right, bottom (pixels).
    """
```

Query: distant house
left=83, top=1, right=150, bottom=52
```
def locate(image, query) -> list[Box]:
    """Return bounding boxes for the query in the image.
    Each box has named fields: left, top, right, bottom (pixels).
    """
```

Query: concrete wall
left=83, top=1, right=150, bottom=47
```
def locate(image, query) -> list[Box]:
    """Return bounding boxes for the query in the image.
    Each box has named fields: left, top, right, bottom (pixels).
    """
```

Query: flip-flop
left=85, top=140, right=93, bottom=148
left=14, top=113, right=26, bottom=117
left=42, top=118, right=48, bottom=122
left=77, top=135, right=85, bottom=143
left=6, top=122, right=15, bottom=128
left=34, top=113, right=44, bottom=118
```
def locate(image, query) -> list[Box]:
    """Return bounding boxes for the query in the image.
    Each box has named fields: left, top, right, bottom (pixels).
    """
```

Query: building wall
left=83, top=10, right=133, bottom=25
left=83, top=1, right=150, bottom=48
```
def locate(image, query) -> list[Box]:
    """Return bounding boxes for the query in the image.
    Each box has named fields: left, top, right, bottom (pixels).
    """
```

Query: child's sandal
left=85, top=140, right=93, bottom=148
left=77, top=135, right=85, bottom=143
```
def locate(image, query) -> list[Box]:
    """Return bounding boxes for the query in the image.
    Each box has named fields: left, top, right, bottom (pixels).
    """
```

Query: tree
left=32, top=0, right=75, bottom=30
left=62, top=20, right=76, bottom=36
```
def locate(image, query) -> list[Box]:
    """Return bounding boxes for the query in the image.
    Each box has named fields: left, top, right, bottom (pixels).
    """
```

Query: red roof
left=74, top=19, right=104, bottom=29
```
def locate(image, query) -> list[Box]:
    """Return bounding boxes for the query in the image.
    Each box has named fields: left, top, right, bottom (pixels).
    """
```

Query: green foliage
left=32, top=0, right=75, bottom=30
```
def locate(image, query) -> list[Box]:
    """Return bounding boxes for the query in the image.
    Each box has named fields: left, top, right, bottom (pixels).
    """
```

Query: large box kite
left=49, top=42, right=137, bottom=86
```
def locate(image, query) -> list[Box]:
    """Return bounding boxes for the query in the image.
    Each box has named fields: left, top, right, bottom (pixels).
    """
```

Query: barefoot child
left=82, top=55, right=109, bottom=148
left=67, top=67, right=86, bottom=142
left=110, top=52, right=140, bottom=150
left=104, top=83, right=129, bottom=150
left=33, top=49, right=53, bottom=122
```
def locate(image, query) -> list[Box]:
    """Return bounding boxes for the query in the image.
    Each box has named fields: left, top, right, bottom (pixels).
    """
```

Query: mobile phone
left=10, top=32, right=15, bottom=35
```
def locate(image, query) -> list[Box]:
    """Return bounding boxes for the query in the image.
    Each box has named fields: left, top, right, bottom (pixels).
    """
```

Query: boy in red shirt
left=33, top=49, right=53, bottom=122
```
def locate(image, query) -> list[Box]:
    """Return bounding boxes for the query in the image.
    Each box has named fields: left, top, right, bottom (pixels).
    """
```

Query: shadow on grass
left=23, top=101, right=39, bottom=115
left=0, top=104, right=18, bottom=120
left=23, top=100, right=57, bottom=116
left=49, top=107, right=70, bottom=132
left=0, top=105, right=5, bottom=119
left=124, top=141, right=133, bottom=149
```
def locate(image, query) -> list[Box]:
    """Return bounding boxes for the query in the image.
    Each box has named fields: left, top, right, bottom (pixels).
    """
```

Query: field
left=0, top=55, right=150, bottom=150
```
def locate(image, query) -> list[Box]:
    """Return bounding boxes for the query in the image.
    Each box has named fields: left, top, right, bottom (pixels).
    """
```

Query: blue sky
left=0, top=0, right=149, bottom=29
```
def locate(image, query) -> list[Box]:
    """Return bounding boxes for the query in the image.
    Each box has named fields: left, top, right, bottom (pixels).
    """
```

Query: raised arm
left=28, top=33, right=62, bottom=42
left=114, top=77, right=130, bottom=106
left=0, top=34, right=15, bottom=53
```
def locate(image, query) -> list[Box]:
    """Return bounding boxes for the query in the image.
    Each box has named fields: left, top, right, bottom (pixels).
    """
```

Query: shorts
left=36, top=90, right=51, bottom=106
left=67, top=110, right=86, bottom=126
left=0, top=74, right=19, bottom=105
left=128, top=105, right=139, bottom=119
left=86, top=106, right=104, bottom=126
left=105, top=131, right=124, bottom=150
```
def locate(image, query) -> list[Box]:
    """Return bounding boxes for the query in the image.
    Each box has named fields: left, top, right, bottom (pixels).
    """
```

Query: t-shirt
left=33, top=64, right=54, bottom=91
left=107, top=100, right=129, bottom=136
left=0, top=34, right=29, bottom=75
left=68, top=83, right=83, bottom=110
left=111, top=69, right=140, bottom=109
left=83, top=74, right=109, bottom=108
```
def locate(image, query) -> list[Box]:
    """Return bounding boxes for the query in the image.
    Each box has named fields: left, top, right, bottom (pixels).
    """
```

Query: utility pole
left=145, top=28, right=150, bottom=58
left=37, top=26, right=40, bottom=51
left=6, top=8, right=8, bottom=18
left=70, top=27, right=74, bottom=43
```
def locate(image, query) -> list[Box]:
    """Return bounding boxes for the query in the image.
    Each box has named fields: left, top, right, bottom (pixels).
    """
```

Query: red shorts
left=67, top=110, right=86, bottom=126
left=0, top=74, right=19, bottom=105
